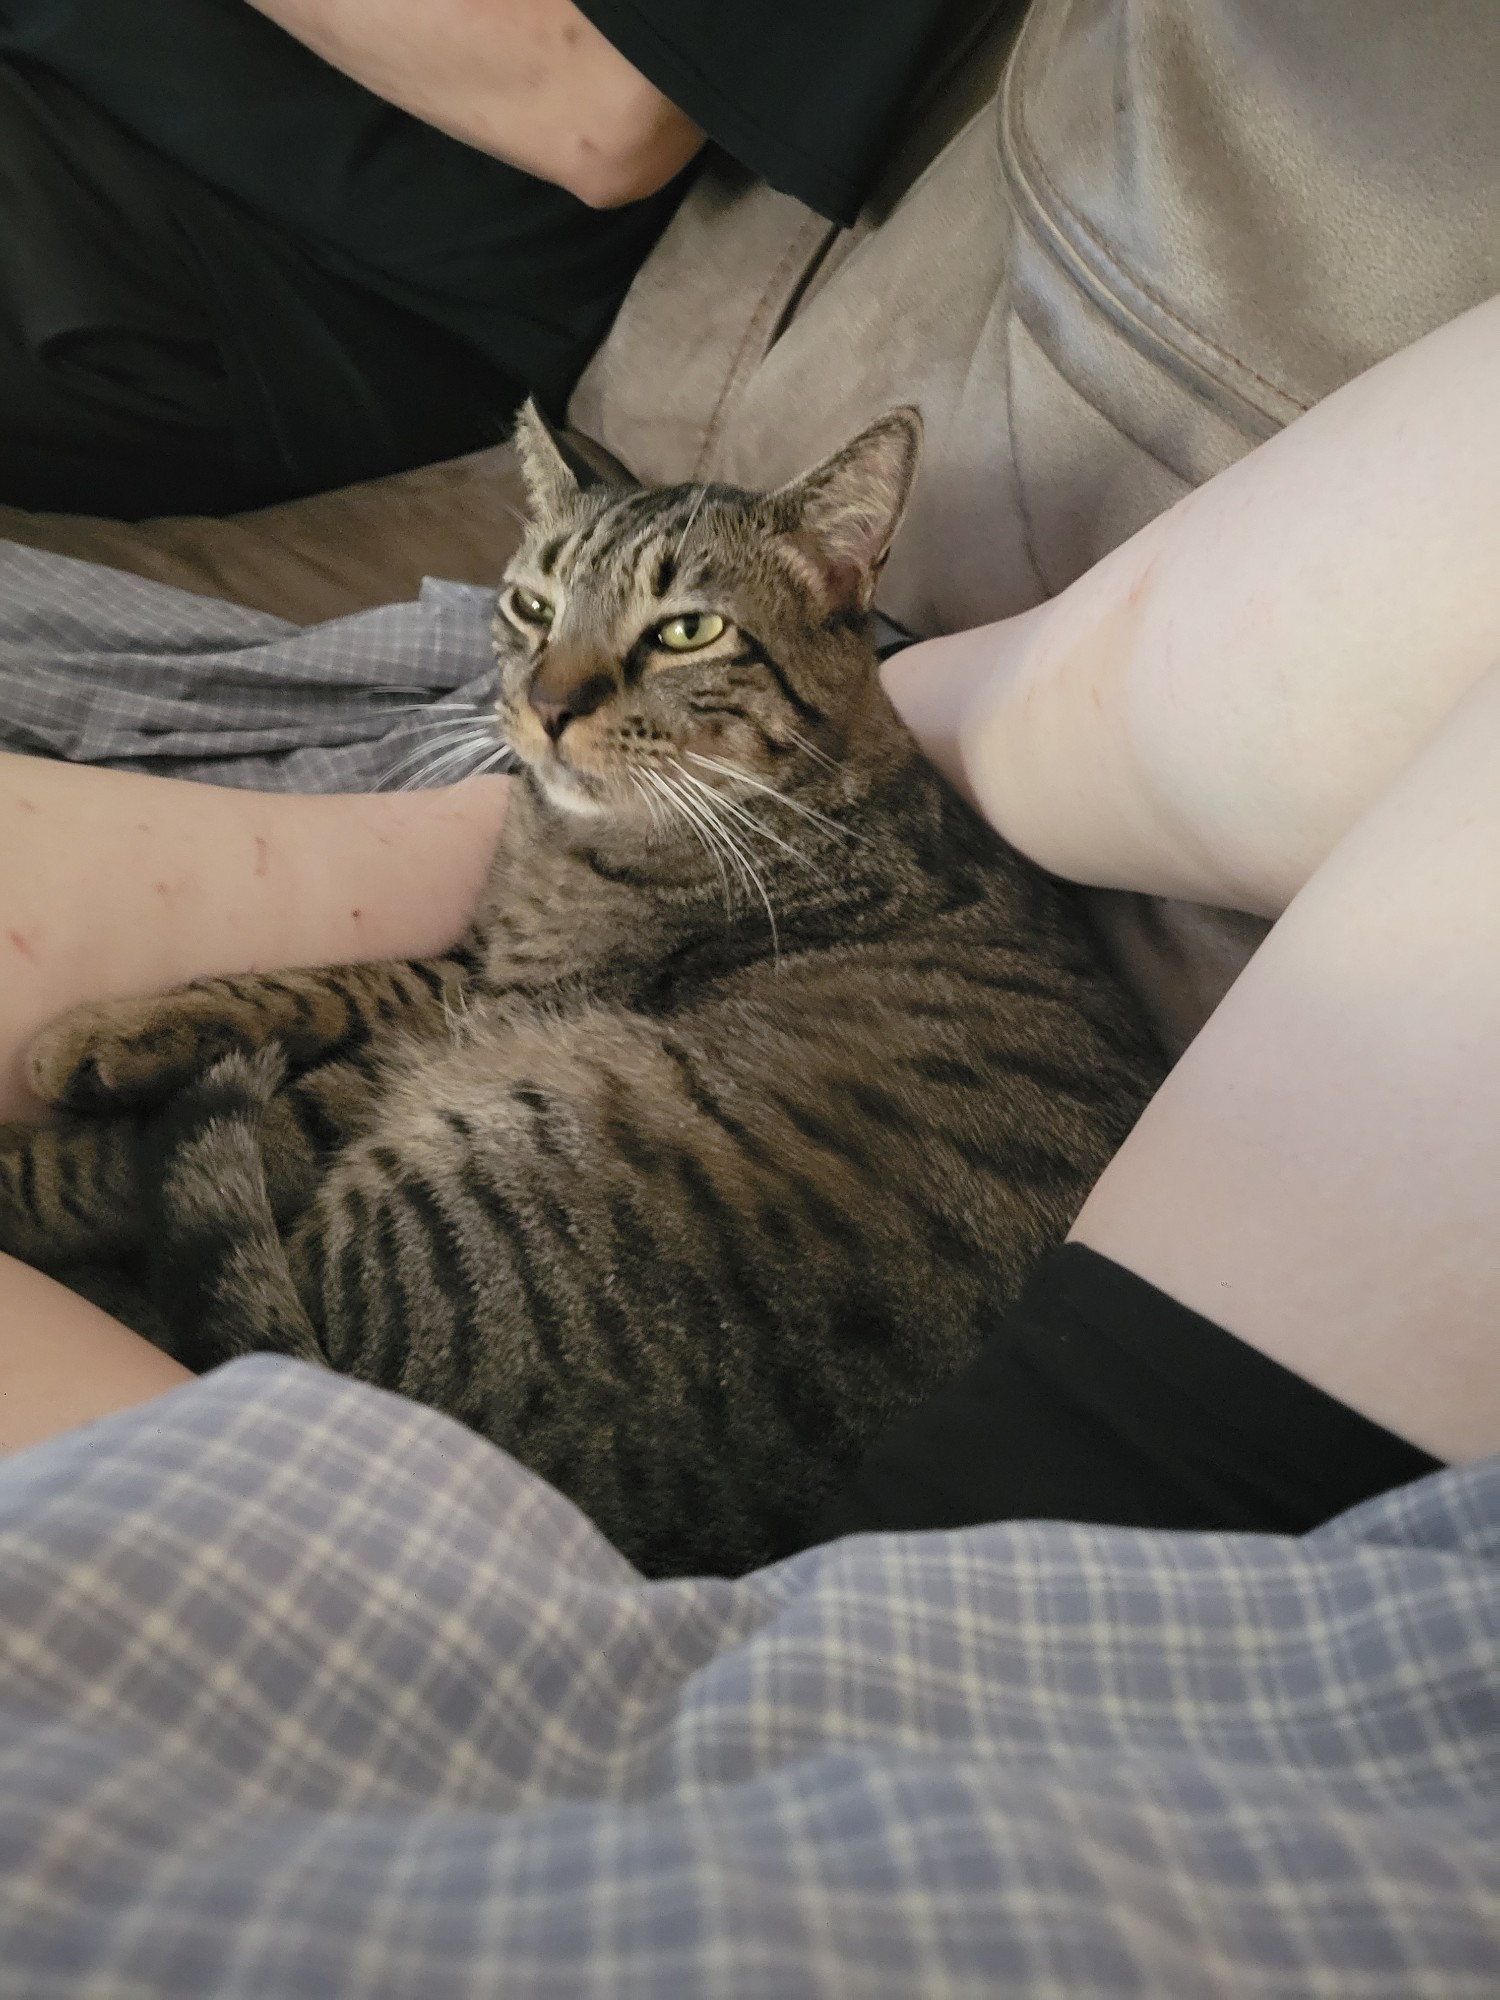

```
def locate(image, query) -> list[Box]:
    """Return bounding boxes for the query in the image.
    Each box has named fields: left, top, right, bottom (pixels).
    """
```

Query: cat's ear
left=511, top=399, right=638, bottom=522
left=770, top=407, right=924, bottom=610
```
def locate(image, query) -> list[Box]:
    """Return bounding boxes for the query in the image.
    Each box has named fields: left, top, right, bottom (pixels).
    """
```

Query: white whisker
left=631, top=772, right=671, bottom=836
left=388, top=721, right=497, bottom=760
left=673, top=763, right=820, bottom=876
left=367, top=682, right=464, bottom=699
left=658, top=768, right=765, bottom=932
left=787, top=729, right=841, bottom=773
left=379, top=725, right=498, bottom=790
left=657, top=766, right=779, bottom=954
left=383, top=712, right=495, bottom=745
left=649, top=767, right=737, bottom=893
left=672, top=483, right=710, bottom=568
left=685, top=752, right=860, bottom=842
left=394, top=734, right=501, bottom=791
left=468, top=742, right=517, bottom=779
left=374, top=708, right=488, bottom=732
left=645, top=768, right=735, bottom=918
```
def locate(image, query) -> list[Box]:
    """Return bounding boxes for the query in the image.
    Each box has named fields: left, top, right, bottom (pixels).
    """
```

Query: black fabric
left=815, top=1243, right=1443, bottom=1543
left=575, top=0, right=985, bottom=223
left=0, top=1, right=689, bottom=513
left=0, top=0, right=992, bottom=512
left=0, top=59, right=528, bottom=515
left=0, top=0, right=687, bottom=385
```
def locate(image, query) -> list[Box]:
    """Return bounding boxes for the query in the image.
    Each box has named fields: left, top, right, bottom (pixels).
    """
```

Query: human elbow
left=555, top=101, right=702, bottom=208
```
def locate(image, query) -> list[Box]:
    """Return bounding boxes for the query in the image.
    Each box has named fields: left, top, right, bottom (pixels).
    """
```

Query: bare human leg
left=1071, top=660, right=1500, bottom=1465
left=888, top=295, right=1500, bottom=916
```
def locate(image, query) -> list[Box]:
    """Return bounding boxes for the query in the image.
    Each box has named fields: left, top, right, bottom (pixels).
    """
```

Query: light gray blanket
left=0, top=539, right=506, bottom=791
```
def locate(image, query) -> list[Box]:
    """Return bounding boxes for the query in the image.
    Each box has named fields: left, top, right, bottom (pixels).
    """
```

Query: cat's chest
left=475, top=811, right=736, bottom=1000
left=473, top=848, right=672, bottom=1001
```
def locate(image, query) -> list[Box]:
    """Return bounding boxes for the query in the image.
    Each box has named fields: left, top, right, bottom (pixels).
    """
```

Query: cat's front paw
left=27, top=996, right=249, bottom=1111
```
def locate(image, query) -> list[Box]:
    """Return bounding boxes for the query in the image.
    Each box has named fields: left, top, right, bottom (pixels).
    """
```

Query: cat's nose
left=528, top=694, right=571, bottom=742
left=527, top=670, right=613, bottom=742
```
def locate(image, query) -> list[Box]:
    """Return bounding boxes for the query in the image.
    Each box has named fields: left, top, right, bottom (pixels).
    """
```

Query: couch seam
left=999, top=2, right=1307, bottom=433
left=694, top=212, right=841, bottom=479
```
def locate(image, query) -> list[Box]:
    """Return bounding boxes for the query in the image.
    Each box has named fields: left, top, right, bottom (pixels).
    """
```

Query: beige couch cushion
left=0, top=443, right=530, bottom=623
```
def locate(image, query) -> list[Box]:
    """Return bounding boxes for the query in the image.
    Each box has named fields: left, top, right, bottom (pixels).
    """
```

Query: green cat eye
left=509, top=586, right=555, bottom=627
left=655, top=612, right=726, bottom=652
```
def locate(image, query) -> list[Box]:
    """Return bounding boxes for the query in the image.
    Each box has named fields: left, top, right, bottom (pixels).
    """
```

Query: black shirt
left=0, top=0, right=685, bottom=400
left=574, top=0, right=972, bottom=225
left=0, top=0, right=971, bottom=347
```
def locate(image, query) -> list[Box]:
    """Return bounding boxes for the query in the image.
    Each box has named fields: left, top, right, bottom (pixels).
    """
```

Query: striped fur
left=0, top=408, right=1164, bottom=1575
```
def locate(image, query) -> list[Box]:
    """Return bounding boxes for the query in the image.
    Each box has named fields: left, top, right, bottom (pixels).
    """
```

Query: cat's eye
left=509, top=587, right=555, bottom=628
left=655, top=612, right=726, bottom=652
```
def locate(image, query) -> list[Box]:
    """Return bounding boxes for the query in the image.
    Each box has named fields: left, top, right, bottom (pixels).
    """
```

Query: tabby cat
left=0, top=404, right=1162, bottom=1576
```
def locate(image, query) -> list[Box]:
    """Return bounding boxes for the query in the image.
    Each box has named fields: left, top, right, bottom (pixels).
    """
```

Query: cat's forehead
left=512, top=483, right=763, bottom=615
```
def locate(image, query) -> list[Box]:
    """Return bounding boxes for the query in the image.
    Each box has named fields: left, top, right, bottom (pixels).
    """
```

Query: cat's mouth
left=526, top=748, right=611, bottom=817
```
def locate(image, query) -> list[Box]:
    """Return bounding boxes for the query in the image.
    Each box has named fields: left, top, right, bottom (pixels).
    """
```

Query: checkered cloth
left=0, top=540, right=507, bottom=791
left=1, top=1358, right=1496, bottom=1996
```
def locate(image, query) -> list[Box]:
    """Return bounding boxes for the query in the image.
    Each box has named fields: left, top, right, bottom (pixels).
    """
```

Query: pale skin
left=245, top=0, right=705, bottom=208
left=2, top=296, right=1498, bottom=1469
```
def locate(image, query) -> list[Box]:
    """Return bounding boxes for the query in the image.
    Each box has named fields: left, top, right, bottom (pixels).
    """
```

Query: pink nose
left=528, top=694, right=571, bottom=742
left=527, top=671, right=613, bottom=742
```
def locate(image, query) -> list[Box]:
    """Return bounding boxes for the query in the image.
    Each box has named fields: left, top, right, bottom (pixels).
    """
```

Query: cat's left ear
left=511, top=399, right=639, bottom=523
left=770, top=407, right=924, bottom=610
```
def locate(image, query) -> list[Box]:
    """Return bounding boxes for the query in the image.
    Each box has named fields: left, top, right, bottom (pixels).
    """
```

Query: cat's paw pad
left=27, top=999, right=240, bottom=1111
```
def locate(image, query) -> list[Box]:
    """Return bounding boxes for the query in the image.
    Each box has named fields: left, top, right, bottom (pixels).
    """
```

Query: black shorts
left=815, top=1243, right=1441, bottom=1543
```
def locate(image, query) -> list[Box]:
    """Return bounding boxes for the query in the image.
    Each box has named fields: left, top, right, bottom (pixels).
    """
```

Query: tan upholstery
left=0, top=443, right=531, bottom=624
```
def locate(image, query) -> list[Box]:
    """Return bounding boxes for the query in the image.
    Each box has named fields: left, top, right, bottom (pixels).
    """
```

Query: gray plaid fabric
left=0, top=540, right=508, bottom=791
left=1, top=1358, right=1496, bottom=1997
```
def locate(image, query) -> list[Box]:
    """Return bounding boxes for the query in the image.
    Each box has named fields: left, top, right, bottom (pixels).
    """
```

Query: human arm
left=886, top=294, right=1500, bottom=917
left=0, top=759, right=511, bottom=1122
left=244, top=0, right=704, bottom=206
left=0, top=1254, right=191, bottom=1454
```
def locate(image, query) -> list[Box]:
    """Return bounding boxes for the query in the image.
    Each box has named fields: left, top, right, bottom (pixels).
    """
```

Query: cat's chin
left=529, top=759, right=612, bottom=819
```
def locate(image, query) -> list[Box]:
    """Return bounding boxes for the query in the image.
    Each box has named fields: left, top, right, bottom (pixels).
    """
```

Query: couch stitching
left=696, top=213, right=842, bottom=479
left=1000, top=3, right=1307, bottom=427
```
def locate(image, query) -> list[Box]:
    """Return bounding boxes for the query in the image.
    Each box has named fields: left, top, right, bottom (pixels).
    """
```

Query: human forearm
left=246, top=0, right=703, bottom=205
left=0, top=759, right=510, bottom=1121
left=889, top=295, right=1500, bottom=915
left=0, top=1255, right=191, bottom=1455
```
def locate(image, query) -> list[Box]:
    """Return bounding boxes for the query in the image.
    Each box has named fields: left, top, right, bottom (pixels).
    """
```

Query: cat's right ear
left=768, top=407, right=924, bottom=612
left=511, top=399, right=637, bottom=523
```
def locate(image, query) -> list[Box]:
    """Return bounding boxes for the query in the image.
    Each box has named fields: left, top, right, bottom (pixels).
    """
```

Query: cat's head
left=492, top=403, right=923, bottom=823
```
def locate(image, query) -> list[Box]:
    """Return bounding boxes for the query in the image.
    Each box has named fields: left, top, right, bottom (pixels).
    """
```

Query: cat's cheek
left=681, top=716, right=742, bottom=760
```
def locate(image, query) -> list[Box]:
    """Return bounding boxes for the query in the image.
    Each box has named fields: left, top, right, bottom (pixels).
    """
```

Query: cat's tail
left=145, top=1046, right=326, bottom=1371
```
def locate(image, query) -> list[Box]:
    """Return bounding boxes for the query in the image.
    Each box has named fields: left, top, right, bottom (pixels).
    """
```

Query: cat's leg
left=27, top=943, right=481, bottom=1114
left=1, top=1019, right=404, bottom=1334
left=0, top=1042, right=377, bottom=1267
left=0, top=1115, right=143, bottom=1266
left=142, top=1047, right=327, bottom=1372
